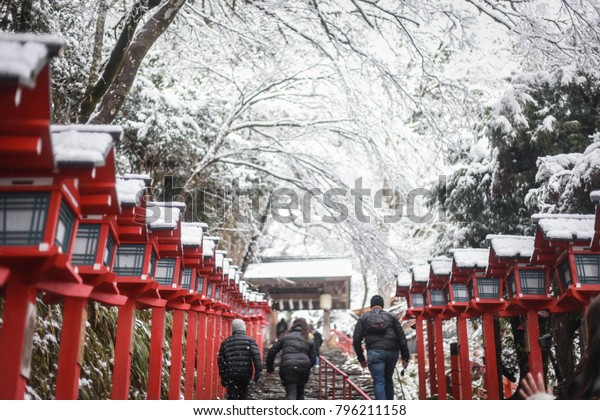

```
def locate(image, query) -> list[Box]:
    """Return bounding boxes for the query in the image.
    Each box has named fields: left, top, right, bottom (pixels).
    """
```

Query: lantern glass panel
left=71, top=224, right=100, bottom=265
left=478, top=278, right=500, bottom=299
left=452, top=284, right=469, bottom=302
left=411, top=293, right=424, bottom=308
left=430, top=290, right=445, bottom=306
left=113, top=244, right=145, bottom=276
left=507, top=274, right=517, bottom=298
left=467, top=282, right=474, bottom=301
left=197, top=276, right=205, bottom=294
left=148, top=251, right=157, bottom=278
left=215, top=286, right=221, bottom=301
left=207, top=282, right=214, bottom=298
left=422, top=292, right=429, bottom=306
left=103, top=233, right=115, bottom=267
left=558, top=259, right=572, bottom=291
left=155, top=258, right=176, bottom=285
left=519, top=270, right=546, bottom=295
left=443, top=286, right=451, bottom=304
left=182, top=268, right=192, bottom=290
left=0, top=192, right=49, bottom=245
left=575, top=255, right=600, bottom=285
left=54, top=200, right=76, bottom=253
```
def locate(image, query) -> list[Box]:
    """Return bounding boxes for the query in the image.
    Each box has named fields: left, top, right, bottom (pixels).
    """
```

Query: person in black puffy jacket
left=218, top=318, right=262, bottom=399
left=266, top=318, right=317, bottom=399
left=353, top=295, right=410, bottom=400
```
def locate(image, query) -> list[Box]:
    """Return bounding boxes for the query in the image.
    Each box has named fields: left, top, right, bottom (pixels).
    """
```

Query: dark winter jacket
left=218, top=331, right=262, bottom=385
left=266, top=326, right=317, bottom=385
left=352, top=308, right=410, bottom=363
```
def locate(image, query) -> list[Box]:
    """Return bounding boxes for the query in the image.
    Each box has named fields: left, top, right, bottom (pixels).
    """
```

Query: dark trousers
left=367, top=349, right=399, bottom=400
left=284, top=382, right=306, bottom=400
left=225, top=376, right=251, bottom=400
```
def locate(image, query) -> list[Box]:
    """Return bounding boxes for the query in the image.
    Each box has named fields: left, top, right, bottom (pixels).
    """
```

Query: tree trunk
left=79, top=0, right=163, bottom=122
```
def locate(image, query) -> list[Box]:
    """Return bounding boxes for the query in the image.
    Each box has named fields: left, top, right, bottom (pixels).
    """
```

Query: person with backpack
left=276, top=318, right=288, bottom=338
left=266, top=318, right=317, bottom=399
left=218, top=319, right=262, bottom=400
left=353, top=295, right=410, bottom=400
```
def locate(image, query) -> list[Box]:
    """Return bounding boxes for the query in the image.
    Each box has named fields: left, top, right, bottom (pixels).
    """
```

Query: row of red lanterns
left=397, top=201, right=600, bottom=400
left=0, top=33, right=271, bottom=400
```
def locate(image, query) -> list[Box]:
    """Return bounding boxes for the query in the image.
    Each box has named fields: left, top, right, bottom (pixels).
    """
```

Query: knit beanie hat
left=370, top=295, right=384, bottom=308
left=232, top=319, right=246, bottom=333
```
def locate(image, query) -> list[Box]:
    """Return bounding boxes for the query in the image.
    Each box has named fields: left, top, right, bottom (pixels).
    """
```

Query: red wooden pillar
left=205, top=310, right=216, bottom=399
left=196, top=310, right=207, bottom=399
left=184, top=310, right=198, bottom=400
left=482, top=312, right=500, bottom=399
left=213, top=312, right=223, bottom=399
left=434, top=316, right=447, bottom=399
left=415, top=315, right=427, bottom=400
left=55, top=298, right=88, bottom=399
left=526, top=310, right=544, bottom=380
left=0, top=281, right=37, bottom=400
left=457, top=315, right=472, bottom=400
left=426, top=319, right=437, bottom=397
left=111, top=299, right=136, bottom=400
left=147, top=306, right=167, bottom=400
left=169, top=309, right=186, bottom=400
left=450, top=342, right=461, bottom=400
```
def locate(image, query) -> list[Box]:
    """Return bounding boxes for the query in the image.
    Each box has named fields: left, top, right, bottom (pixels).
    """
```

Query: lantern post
left=448, top=248, right=489, bottom=400
left=51, top=125, right=122, bottom=400
left=404, top=267, right=427, bottom=399
left=110, top=175, right=166, bottom=400
left=426, top=257, right=453, bottom=400
left=181, top=222, right=206, bottom=399
left=146, top=201, right=189, bottom=400
left=0, top=34, right=92, bottom=400
left=487, top=235, right=552, bottom=388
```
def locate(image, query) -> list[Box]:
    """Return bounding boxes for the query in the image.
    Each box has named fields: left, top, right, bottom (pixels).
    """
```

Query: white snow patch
left=244, top=258, right=353, bottom=280
left=452, top=248, right=489, bottom=269
left=116, top=177, right=147, bottom=205
left=487, top=235, right=534, bottom=258
left=411, top=264, right=430, bottom=283
left=533, top=214, right=595, bottom=240
left=0, top=40, right=48, bottom=87
left=181, top=223, right=203, bottom=246
left=430, top=257, right=452, bottom=276
left=51, top=129, right=113, bottom=166
left=146, top=202, right=182, bottom=229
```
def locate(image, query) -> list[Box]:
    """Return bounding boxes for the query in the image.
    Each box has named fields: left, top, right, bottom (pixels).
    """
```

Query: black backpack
left=362, top=308, right=387, bottom=334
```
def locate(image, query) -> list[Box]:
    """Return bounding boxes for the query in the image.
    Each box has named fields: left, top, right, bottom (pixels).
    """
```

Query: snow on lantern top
left=487, top=235, right=534, bottom=259
left=0, top=33, right=63, bottom=87
left=452, top=248, right=489, bottom=269
left=532, top=214, right=595, bottom=241
left=51, top=125, right=121, bottom=167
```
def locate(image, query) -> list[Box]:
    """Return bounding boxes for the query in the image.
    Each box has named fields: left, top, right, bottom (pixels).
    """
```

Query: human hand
left=402, top=359, right=409, bottom=369
left=359, top=360, right=368, bottom=369
left=518, top=372, right=553, bottom=400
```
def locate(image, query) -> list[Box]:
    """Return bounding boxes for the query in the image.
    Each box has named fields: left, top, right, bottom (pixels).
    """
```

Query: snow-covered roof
left=244, top=258, right=353, bottom=280
left=146, top=202, right=182, bottom=230
left=532, top=214, right=595, bottom=241
left=396, top=272, right=412, bottom=287
left=591, top=191, right=600, bottom=204
left=116, top=176, right=147, bottom=206
left=411, top=264, right=430, bottom=283
left=430, top=257, right=452, bottom=276
left=0, top=34, right=63, bottom=87
left=452, top=248, right=489, bottom=269
left=202, top=238, right=216, bottom=257
left=215, top=252, right=224, bottom=269
left=181, top=223, right=203, bottom=247
left=51, top=125, right=121, bottom=167
left=228, top=266, right=237, bottom=279
left=223, top=257, right=231, bottom=273
left=487, top=235, right=534, bottom=258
